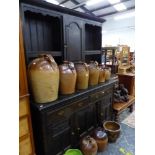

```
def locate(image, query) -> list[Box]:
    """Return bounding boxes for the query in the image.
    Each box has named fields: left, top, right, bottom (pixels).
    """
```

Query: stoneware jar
left=98, top=64, right=106, bottom=83
left=103, top=121, right=121, bottom=143
left=88, top=61, right=99, bottom=86
left=105, top=67, right=111, bottom=81
left=28, top=54, right=59, bottom=103
left=74, top=62, right=89, bottom=90
left=80, top=136, right=98, bottom=155
left=93, top=127, right=108, bottom=152
left=59, top=61, right=77, bottom=94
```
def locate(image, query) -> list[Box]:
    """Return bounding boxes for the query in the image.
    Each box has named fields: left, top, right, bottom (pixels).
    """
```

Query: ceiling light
left=114, top=11, right=135, bottom=20
left=108, top=0, right=120, bottom=4
left=113, top=3, right=126, bottom=11
left=86, top=0, right=104, bottom=6
left=102, top=30, right=107, bottom=34
left=45, top=0, right=59, bottom=5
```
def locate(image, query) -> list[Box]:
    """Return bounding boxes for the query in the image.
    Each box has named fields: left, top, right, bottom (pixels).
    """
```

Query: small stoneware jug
left=80, top=136, right=98, bottom=155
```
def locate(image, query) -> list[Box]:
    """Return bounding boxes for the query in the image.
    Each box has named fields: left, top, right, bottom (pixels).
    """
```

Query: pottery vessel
left=103, top=121, right=121, bottom=143
left=98, top=64, right=106, bottom=83
left=93, top=127, right=108, bottom=152
left=80, top=136, right=98, bottom=155
left=88, top=61, right=99, bottom=86
left=105, top=67, right=111, bottom=81
left=59, top=61, right=77, bottom=94
left=28, top=54, right=59, bottom=103
left=74, top=62, right=89, bottom=90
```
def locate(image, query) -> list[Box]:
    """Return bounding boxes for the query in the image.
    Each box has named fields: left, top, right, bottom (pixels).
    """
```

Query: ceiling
left=44, top=0, right=135, bottom=20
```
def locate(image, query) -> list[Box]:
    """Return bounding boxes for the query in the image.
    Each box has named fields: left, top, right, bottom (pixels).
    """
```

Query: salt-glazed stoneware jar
left=28, top=54, right=59, bottom=103
left=98, top=64, right=106, bottom=83
left=93, top=127, right=108, bottom=152
left=80, top=136, right=98, bottom=155
left=88, top=61, right=99, bottom=86
left=74, top=61, right=89, bottom=90
left=59, top=61, right=77, bottom=94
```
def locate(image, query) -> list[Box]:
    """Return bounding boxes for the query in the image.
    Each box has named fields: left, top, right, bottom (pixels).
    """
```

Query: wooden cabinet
left=20, top=0, right=104, bottom=65
left=30, top=79, right=117, bottom=155
left=19, top=18, right=35, bottom=155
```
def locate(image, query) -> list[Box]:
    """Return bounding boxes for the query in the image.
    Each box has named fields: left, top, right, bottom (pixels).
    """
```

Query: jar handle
left=39, top=54, right=57, bottom=69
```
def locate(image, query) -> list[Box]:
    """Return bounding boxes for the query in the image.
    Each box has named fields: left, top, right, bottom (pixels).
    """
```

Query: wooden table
left=117, top=73, right=135, bottom=96
left=113, top=95, right=135, bottom=122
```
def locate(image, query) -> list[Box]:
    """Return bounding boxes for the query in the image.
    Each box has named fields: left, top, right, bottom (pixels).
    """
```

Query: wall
left=102, top=10, right=135, bottom=52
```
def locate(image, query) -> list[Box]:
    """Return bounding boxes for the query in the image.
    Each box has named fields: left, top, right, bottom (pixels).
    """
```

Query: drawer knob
left=71, top=132, right=75, bottom=135
left=77, top=128, right=80, bottom=131
left=101, top=113, right=103, bottom=116
left=58, top=110, right=64, bottom=116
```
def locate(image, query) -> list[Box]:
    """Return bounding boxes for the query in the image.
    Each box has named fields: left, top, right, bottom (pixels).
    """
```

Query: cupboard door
left=65, top=21, right=82, bottom=61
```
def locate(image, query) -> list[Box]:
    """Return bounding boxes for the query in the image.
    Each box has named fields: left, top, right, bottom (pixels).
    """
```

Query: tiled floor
left=98, top=109, right=135, bottom=155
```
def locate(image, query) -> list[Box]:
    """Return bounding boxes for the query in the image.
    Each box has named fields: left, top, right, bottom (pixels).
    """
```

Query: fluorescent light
left=86, top=0, right=103, bottom=6
left=113, top=3, right=126, bottom=11
left=45, top=0, right=59, bottom=5
left=114, top=11, right=135, bottom=20
left=108, top=0, right=120, bottom=4
left=102, top=30, right=107, bottom=34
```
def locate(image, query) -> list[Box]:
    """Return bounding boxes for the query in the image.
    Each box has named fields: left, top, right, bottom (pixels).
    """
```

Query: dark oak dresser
left=19, top=0, right=118, bottom=154
left=30, top=78, right=117, bottom=155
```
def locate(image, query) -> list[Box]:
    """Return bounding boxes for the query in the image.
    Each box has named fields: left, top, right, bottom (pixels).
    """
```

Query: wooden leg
left=129, top=104, right=133, bottom=113
left=114, top=111, right=119, bottom=122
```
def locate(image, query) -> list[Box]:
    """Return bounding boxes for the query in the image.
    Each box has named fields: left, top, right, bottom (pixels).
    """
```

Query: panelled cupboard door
left=64, top=16, right=83, bottom=61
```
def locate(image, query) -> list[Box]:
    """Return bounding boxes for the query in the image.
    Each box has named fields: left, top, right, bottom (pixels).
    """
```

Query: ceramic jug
left=105, top=67, right=111, bottom=81
left=59, top=61, right=77, bottom=94
left=93, top=127, right=108, bottom=152
left=98, top=64, right=106, bottom=83
left=88, top=61, right=99, bottom=86
left=75, top=62, right=89, bottom=90
left=80, top=136, right=98, bottom=155
left=28, top=54, right=59, bottom=103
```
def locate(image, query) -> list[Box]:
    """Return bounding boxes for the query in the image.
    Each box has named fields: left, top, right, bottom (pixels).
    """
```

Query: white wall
left=102, top=10, right=135, bottom=52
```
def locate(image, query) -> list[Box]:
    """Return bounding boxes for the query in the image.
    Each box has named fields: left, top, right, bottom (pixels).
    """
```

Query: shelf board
left=84, top=50, right=101, bottom=55
left=26, top=51, right=62, bottom=57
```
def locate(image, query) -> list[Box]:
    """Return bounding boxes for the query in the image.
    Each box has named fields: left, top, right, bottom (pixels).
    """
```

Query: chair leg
left=114, top=111, right=119, bottom=122
left=129, top=104, right=133, bottom=113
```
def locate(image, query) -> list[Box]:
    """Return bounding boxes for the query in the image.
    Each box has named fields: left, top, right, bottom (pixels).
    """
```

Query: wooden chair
left=113, top=95, right=135, bottom=122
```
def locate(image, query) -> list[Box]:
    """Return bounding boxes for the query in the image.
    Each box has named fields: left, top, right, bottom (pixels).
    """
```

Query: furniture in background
left=117, top=73, right=135, bottom=96
left=102, top=46, right=119, bottom=74
left=19, top=18, right=35, bottom=155
left=113, top=95, right=135, bottom=122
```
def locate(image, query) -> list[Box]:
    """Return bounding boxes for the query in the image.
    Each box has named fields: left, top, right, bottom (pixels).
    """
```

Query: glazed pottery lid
left=64, top=149, right=83, bottom=155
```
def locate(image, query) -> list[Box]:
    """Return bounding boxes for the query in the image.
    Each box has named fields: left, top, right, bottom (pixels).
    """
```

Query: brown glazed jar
left=59, top=61, right=77, bottom=94
left=98, top=64, right=106, bottom=83
left=80, top=136, right=98, bottom=155
left=74, top=62, right=89, bottom=90
left=93, top=127, right=108, bottom=152
left=88, top=61, right=99, bottom=86
left=28, top=54, right=59, bottom=103
left=105, top=67, right=111, bottom=81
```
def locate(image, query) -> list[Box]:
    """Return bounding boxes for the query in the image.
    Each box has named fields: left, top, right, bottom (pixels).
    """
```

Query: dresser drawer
left=90, top=87, right=113, bottom=102
left=19, top=136, right=32, bottom=155
left=19, top=97, right=28, bottom=117
left=19, top=117, right=29, bottom=138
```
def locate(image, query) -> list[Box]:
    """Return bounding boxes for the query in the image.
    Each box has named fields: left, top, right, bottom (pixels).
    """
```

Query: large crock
left=59, top=61, right=77, bottom=94
left=98, top=64, right=106, bottom=83
left=88, top=61, right=99, bottom=86
left=28, top=54, right=59, bottom=103
left=74, top=61, right=89, bottom=90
